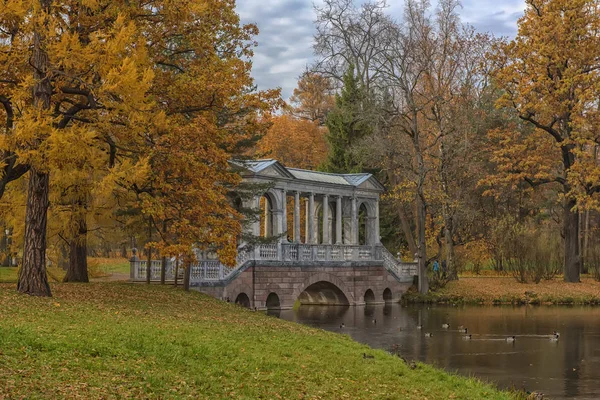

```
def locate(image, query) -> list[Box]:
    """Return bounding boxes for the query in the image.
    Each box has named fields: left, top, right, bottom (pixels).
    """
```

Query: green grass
left=0, top=283, right=513, bottom=399
left=0, top=267, right=17, bottom=283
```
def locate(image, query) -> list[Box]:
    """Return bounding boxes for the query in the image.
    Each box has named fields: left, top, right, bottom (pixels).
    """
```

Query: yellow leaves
left=257, top=115, right=328, bottom=170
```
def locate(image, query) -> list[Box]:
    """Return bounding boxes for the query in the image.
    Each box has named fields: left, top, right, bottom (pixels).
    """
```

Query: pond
left=275, top=304, right=600, bottom=399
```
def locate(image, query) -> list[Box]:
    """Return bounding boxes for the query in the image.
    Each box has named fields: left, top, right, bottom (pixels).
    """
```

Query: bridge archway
left=383, top=288, right=392, bottom=303
left=298, top=281, right=349, bottom=305
left=364, top=289, right=375, bottom=304
left=357, top=200, right=377, bottom=245
left=266, top=292, right=281, bottom=309
left=260, top=191, right=279, bottom=238
left=292, top=272, right=355, bottom=305
left=235, top=293, right=251, bottom=308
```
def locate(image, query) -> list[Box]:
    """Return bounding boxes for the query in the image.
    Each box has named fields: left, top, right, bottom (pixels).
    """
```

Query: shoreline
left=402, top=276, right=600, bottom=306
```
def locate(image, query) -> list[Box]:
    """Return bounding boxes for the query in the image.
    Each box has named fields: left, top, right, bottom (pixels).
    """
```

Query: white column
left=281, top=189, right=287, bottom=241
left=351, top=197, right=358, bottom=245
left=322, top=194, right=330, bottom=244
left=375, top=199, right=380, bottom=244
left=308, top=192, right=315, bottom=244
left=305, top=198, right=309, bottom=243
left=336, top=196, right=342, bottom=244
left=294, top=191, right=301, bottom=243
left=263, top=198, right=270, bottom=237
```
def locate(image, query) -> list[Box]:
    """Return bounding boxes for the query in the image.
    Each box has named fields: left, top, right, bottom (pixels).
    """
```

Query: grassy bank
left=0, top=283, right=513, bottom=399
left=404, top=276, right=600, bottom=305
left=0, top=257, right=129, bottom=283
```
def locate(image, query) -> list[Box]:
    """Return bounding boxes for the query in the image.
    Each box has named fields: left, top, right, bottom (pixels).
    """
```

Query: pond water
left=275, top=304, right=600, bottom=399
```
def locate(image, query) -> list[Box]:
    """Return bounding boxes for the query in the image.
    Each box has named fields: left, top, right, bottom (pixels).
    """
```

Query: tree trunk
left=146, top=246, right=152, bottom=284
left=388, top=172, right=418, bottom=255
left=160, top=256, right=166, bottom=285
left=442, top=207, right=457, bottom=280
left=18, top=169, right=51, bottom=296
left=63, top=212, right=88, bottom=282
left=146, top=217, right=152, bottom=284
left=564, top=197, right=581, bottom=283
left=160, top=220, right=167, bottom=284
left=18, top=0, right=53, bottom=297
left=583, top=209, right=590, bottom=274
left=416, top=192, right=429, bottom=294
left=183, top=260, right=191, bottom=291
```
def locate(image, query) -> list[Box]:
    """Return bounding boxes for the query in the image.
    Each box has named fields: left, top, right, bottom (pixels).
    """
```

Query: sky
left=236, top=0, right=526, bottom=100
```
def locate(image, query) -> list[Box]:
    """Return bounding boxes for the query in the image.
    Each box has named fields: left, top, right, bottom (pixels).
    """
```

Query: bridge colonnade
left=241, top=162, right=382, bottom=247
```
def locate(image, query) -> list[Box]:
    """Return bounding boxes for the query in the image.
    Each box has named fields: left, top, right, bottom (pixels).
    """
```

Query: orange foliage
left=258, top=115, right=328, bottom=170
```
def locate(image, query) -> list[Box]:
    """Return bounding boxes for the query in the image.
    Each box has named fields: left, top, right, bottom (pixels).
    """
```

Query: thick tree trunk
left=160, top=256, right=166, bottom=285
left=146, top=246, right=152, bottom=284
left=583, top=209, right=590, bottom=274
left=183, top=261, right=191, bottom=291
left=63, top=212, right=88, bottom=282
left=18, top=0, right=53, bottom=296
left=564, top=198, right=581, bottom=283
left=174, top=257, right=179, bottom=287
left=416, top=192, right=429, bottom=294
left=18, top=169, right=51, bottom=296
left=146, top=217, right=152, bottom=284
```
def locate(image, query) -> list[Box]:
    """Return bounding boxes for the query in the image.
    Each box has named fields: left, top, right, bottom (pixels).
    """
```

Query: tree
left=1, top=1, right=154, bottom=295
left=289, top=72, right=335, bottom=125
left=258, top=115, right=328, bottom=169
left=322, top=65, right=371, bottom=173
left=130, top=0, right=281, bottom=290
left=491, top=0, right=600, bottom=282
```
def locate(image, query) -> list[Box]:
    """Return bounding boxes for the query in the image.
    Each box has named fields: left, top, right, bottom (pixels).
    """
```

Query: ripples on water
left=276, top=304, right=600, bottom=400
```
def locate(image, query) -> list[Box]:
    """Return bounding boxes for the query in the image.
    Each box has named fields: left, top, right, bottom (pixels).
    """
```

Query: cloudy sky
left=236, top=0, right=526, bottom=99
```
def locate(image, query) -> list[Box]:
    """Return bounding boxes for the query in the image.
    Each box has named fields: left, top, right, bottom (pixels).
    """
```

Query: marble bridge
left=130, top=160, right=417, bottom=309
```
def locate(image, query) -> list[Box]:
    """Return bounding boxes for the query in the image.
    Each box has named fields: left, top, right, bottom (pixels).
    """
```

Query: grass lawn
left=0, top=258, right=130, bottom=283
left=405, top=275, right=600, bottom=305
left=0, top=267, right=17, bottom=283
left=0, top=283, right=513, bottom=399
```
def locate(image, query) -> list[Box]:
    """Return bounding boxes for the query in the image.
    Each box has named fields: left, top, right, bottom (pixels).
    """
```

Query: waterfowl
left=459, top=327, right=468, bottom=333
left=506, top=336, right=516, bottom=342
left=463, top=334, right=472, bottom=340
left=416, top=325, right=423, bottom=330
left=340, top=323, right=345, bottom=329
left=550, top=334, right=559, bottom=342
left=363, top=353, right=374, bottom=359
left=425, top=332, right=433, bottom=337
left=442, top=323, right=450, bottom=329
left=553, top=331, right=560, bottom=338
left=372, top=319, right=377, bottom=324
left=458, top=325, right=465, bottom=330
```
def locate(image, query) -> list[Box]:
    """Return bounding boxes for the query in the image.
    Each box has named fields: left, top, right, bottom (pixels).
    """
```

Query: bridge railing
left=381, top=247, right=418, bottom=278
left=130, top=243, right=391, bottom=283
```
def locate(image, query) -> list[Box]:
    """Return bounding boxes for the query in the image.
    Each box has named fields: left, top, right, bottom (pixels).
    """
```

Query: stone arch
left=292, top=272, right=356, bottom=305
left=266, top=292, right=281, bottom=309
left=260, top=190, right=280, bottom=238
left=383, top=288, right=392, bottom=302
left=229, top=284, right=253, bottom=308
left=235, top=293, right=251, bottom=308
left=364, top=289, right=375, bottom=304
left=357, top=200, right=377, bottom=245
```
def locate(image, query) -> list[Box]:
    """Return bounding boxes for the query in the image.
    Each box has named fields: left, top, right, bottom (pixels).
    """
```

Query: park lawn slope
left=0, top=283, right=511, bottom=399
left=404, top=276, right=600, bottom=305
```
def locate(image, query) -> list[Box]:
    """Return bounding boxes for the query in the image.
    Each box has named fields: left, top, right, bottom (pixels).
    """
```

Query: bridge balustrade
left=130, top=242, right=417, bottom=284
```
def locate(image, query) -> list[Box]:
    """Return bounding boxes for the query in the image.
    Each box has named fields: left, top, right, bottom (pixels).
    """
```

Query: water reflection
left=278, top=304, right=600, bottom=400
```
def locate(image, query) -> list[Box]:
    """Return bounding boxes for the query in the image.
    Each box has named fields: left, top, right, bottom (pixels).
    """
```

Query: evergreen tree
left=322, top=65, right=371, bottom=173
